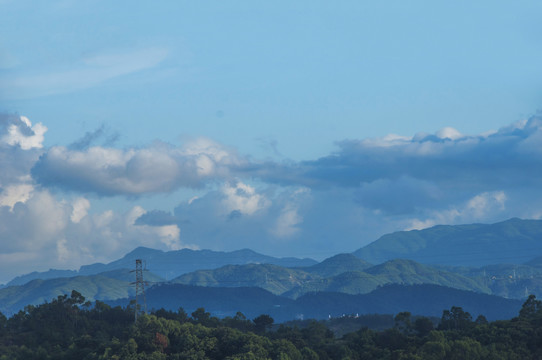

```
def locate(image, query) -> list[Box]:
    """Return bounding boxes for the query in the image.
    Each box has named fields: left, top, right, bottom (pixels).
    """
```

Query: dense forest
left=1, top=291, right=542, bottom=359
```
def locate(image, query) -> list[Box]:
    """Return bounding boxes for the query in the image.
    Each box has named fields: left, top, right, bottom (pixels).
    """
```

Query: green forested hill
left=365, top=259, right=489, bottom=293
left=0, top=269, right=163, bottom=316
left=171, top=263, right=319, bottom=295
left=171, top=259, right=491, bottom=299
left=284, top=259, right=489, bottom=298
left=353, top=218, right=542, bottom=266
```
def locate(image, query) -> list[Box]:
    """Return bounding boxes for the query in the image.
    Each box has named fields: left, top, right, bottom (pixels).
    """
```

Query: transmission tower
left=131, top=259, right=148, bottom=322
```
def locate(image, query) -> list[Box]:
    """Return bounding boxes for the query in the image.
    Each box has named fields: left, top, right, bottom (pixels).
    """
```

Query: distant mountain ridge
left=353, top=218, right=542, bottom=267
left=7, top=247, right=317, bottom=287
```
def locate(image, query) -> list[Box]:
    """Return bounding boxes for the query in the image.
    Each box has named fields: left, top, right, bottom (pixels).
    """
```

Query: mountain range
left=6, top=247, right=317, bottom=287
left=2, top=217, right=542, bottom=320
left=171, top=257, right=490, bottom=298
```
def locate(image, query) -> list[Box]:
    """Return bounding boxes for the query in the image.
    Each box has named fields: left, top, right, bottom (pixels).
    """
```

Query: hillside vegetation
left=172, top=259, right=490, bottom=299
left=0, top=290, right=541, bottom=359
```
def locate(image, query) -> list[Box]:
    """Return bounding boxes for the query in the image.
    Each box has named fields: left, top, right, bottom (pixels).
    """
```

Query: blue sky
left=1, top=1, right=542, bottom=282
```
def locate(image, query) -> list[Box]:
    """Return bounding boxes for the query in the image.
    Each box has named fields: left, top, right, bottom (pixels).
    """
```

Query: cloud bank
left=248, top=115, right=542, bottom=191
left=2, top=113, right=542, bottom=282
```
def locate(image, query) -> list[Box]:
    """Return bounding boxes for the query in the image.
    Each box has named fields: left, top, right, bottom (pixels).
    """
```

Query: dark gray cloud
left=245, top=115, right=542, bottom=193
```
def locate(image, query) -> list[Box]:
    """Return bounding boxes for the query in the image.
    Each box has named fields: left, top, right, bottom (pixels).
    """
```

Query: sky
left=1, top=1, right=542, bottom=283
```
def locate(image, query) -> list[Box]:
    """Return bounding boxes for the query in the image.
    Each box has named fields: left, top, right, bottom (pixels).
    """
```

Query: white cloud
left=70, top=197, right=90, bottom=223
left=273, top=204, right=302, bottom=238
left=0, top=188, right=187, bottom=282
left=56, top=238, right=70, bottom=262
left=407, top=191, right=508, bottom=230
left=466, top=191, right=506, bottom=217
left=221, top=181, right=270, bottom=216
left=1, top=115, right=47, bottom=149
left=361, top=133, right=413, bottom=148
left=436, top=127, right=463, bottom=140
left=32, top=138, right=244, bottom=195
left=270, top=188, right=309, bottom=238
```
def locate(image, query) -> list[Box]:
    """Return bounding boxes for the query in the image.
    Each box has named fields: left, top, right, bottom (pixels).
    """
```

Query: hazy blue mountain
left=7, top=269, right=78, bottom=287
left=7, top=247, right=317, bottom=286
left=292, top=284, right=522, bottom=321
left=353, top=218, right=542, bottom=267
left=81, top=247, right=317, bottom=279
left=110, top=283, right=522, bottom=322
left=118, top=284, right=294, bottom=320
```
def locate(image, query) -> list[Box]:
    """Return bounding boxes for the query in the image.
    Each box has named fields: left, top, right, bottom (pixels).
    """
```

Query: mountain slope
left=284, top=259, right=489, bottom=298
left=353, top=218, right=542, bottom=266
left=171, top=257, right=491, bottom=299
left=171, top=263, right=319, bottom=295
left=365, top=259, right=489, bottom=293
left=0, top=275, right=131, bottom=316
left=0, top=269, right=164, bottom=316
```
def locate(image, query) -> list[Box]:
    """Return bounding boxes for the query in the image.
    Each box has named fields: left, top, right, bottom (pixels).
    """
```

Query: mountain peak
left=125, top=246, right=165, bottom=257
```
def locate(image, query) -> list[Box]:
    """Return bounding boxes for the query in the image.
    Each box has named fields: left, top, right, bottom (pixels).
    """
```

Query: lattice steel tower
left=131, top=259, right=148, bottom=322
